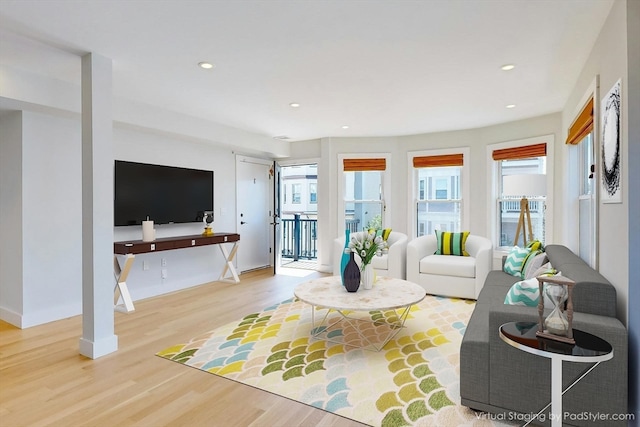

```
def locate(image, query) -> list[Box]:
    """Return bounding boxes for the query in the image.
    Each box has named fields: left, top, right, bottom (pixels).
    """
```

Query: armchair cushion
left=420, top=254, right=475, bottom=278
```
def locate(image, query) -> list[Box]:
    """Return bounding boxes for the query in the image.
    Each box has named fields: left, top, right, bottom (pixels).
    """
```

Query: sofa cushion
left=545, top=244, right=617, bottom=317
left=435, top=230, right=470, bottom=256
left=420, top=254, right=475, bottom=278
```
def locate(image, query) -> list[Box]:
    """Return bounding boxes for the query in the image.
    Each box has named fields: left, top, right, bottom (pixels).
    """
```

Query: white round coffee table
left=294, top=275, right=426, bottom=351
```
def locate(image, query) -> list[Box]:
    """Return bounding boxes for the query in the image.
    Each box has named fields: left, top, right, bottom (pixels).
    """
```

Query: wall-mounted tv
left=114, top=160, right=213, bottom=226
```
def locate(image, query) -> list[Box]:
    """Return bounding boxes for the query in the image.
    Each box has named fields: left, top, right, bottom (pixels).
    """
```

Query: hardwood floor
left=0, top=268, right=367, bottom=427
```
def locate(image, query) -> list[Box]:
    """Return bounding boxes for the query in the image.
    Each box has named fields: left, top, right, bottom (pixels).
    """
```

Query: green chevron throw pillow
left=503, top=246, right=531, bottom=278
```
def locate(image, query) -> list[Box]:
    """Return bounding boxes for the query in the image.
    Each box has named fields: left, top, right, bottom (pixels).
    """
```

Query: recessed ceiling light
left=506, top=104, right=516, bottom=109
left=501, top=64, right=515, bottom=71
left=289, top=103, right=300, bottom=108
left=198, top=62, right=214, bottom=69
left=342, top=125, right=350, bottom=129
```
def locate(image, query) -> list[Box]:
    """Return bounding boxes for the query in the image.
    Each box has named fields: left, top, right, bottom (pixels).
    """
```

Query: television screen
left=114, top=160, right=213, bottom=226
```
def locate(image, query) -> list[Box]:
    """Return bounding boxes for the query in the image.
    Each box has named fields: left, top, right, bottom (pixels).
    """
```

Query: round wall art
left=600, top=79, right=622, bottom=203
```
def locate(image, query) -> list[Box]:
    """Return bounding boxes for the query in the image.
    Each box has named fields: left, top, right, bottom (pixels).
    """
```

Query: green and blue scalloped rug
left=157, top=295, right=506, bottom=426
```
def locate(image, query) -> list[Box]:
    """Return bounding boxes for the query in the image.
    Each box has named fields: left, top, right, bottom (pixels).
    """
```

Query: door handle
left=241, top=221, right=247, bottom=225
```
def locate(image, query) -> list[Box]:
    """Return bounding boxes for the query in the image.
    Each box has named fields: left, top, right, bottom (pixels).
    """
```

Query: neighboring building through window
left=292, top=183, right=301, bottom=204
left=280, top=164, right=317, bottom=216
left=309, top=183, right=317, bottom=204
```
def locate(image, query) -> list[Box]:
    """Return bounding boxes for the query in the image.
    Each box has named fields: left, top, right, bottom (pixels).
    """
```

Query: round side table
left=499, top=321, right=613, bottom=427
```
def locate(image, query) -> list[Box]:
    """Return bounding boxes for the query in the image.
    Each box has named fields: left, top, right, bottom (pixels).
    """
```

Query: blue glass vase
left=340, top=229, right=350, bottom=286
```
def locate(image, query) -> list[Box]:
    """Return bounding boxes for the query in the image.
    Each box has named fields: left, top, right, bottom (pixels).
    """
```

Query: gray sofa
left=460, top=244, right=628, bottom=426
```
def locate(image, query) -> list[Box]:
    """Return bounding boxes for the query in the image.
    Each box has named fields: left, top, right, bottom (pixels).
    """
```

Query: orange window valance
left=343, top=158, right=386, bottom=171
left=566, top=97, right=594, bottom=145
left=492, top=143, right=546, bottom=161
left=413, top=153, right=463, bottom=168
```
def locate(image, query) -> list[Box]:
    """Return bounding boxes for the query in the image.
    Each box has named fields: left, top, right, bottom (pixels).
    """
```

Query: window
left=283, top=184, right=287, bottom=204
left=493, top=143, right=547, bottom=248
left=341, top=156, right=387, bottom=233
left=412, top=152, right=465, bottom=237
left=567, top=94, right=596, bottom=267
left=292, top=184, right=301, bottom=204
left=309, top=183, right=317, bottom=204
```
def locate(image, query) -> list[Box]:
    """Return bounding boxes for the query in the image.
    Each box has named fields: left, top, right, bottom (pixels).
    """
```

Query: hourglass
left=536, top=274, right=576, bottom=344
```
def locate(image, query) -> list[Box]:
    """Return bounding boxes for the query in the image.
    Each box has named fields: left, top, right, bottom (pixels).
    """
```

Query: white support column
left=79, top=53, right=118, bottom=359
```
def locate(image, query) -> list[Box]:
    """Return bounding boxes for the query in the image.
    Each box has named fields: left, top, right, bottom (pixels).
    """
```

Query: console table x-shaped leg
left=218, top=242, right=240, bottom=284
left=114, top=254, right=136, bottom=313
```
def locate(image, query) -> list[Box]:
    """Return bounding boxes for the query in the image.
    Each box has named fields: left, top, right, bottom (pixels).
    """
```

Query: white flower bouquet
left=344, top=231, right=388, bottom=271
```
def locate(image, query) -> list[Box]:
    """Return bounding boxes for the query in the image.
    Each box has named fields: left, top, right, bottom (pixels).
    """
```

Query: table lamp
left=502, top=174, right=547, bottom=246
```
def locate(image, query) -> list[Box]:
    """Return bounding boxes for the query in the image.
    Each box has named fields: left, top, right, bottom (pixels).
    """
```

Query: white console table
left=113, top=233, right=240, bottom=313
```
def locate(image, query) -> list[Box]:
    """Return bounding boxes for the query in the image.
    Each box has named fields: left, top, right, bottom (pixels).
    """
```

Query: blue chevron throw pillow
left=505, top=269, right=559, bottom=307
left=504, top=277, right=541, bottom=306
left=503, top=246, right=531, bottom=278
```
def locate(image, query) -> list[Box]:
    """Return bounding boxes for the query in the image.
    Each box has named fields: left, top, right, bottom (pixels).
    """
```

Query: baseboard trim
left=0, top=306, right=23, bottom=328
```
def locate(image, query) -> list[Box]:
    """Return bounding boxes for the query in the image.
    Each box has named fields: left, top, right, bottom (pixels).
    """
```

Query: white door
left=236, top=156, right=272, bottom=272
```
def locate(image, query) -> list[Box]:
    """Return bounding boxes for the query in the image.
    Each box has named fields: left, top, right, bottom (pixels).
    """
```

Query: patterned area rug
left=157, top=295, right=507, bottom=426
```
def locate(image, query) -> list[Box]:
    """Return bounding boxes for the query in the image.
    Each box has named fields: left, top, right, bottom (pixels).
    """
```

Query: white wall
left=0, top=111, right=24, bottom=325
left=561, top=0, right=629, bottom=325
left=112, top=127, right=238, bottom=302
left=626, top=0, right=640, bottom=420
left=0, top=111, right=242, bottom=327
left=402, top=115, right=562, bottom=237
left=0, top=111, right=83, bottom=327
left=305, top=116, right=562, bottom=273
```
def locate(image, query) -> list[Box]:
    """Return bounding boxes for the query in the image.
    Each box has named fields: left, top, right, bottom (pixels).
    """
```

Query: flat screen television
left=114, top=160, right=213, bottom=226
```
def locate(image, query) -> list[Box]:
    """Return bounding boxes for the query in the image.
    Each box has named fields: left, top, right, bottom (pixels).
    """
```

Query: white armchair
left=333, top=231, right=408, bottom=279
left=406, top=234, right=492, bottom=300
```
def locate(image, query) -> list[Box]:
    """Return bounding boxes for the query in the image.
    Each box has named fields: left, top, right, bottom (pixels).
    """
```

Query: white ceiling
left=0, top=0, right=614, bottom=142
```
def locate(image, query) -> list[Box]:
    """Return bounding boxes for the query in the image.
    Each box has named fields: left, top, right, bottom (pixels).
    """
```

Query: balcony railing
left=281, top=217, right=360, bottom=261
left=500, top=199, right=543, bottom=213
left=281, top=215, right=317, bottom=260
